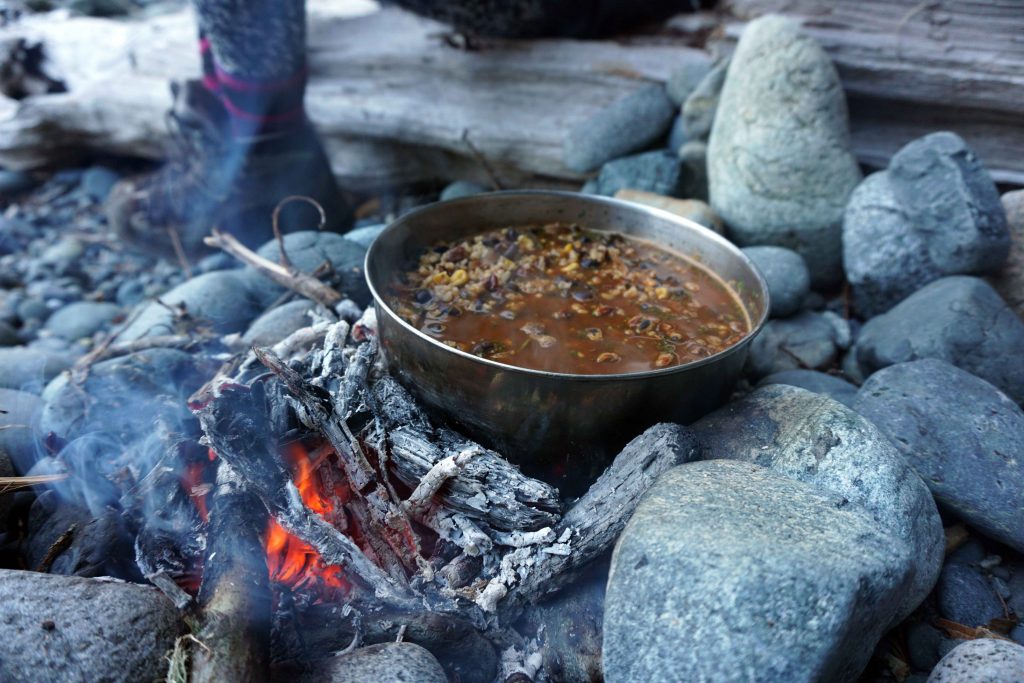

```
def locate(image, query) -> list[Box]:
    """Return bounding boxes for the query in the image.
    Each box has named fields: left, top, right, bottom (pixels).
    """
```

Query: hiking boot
left=105, top=79, right=352, bottom=259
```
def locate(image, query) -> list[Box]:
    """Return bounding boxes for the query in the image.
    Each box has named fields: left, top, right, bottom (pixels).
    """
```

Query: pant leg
left=191, top=0, right=306, bottom=80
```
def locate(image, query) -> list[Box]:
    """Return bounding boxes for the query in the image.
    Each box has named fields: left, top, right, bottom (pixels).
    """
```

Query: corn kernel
left=655, top=286, right=669, bottom=299
left=450, top=269, right=468, bottom=286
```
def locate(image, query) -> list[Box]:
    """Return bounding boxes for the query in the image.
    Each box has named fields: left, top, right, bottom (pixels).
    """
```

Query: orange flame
left=265, top=442, right=350, bottom=596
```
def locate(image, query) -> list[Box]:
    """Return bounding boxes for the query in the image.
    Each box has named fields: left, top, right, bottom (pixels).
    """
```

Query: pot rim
left=364, top=190, right=770, bottom=383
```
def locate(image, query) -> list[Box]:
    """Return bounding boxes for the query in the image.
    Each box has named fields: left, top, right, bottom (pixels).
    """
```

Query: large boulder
left=0, top=570, right=182, bottom=683
left=708, top=15, right=861, bottom=286
left=989, top=189, right=1024, bottom=320
left=856, top=276, right=1024, bottom=404
left=843, top=134, right=1009, bottom=317
left=605, top=460, right=920, bottom=682
left=855, top=359, right=1024, bottom=552
left=692, top=384, right=944, bottom=621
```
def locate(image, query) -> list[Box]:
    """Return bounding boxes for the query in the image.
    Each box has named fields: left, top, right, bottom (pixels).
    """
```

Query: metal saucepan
left=365, top=191, right=769, bottom=487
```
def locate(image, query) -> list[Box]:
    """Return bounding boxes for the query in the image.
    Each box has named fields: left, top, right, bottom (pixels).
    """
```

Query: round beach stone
left=758, top=369, right=857, bottom=408
left=344, top=223, right=385, bottom=250
left=854, top=359, right=1024, bottom=552
left=677, top=139, right=709, bottom=201
left=439, top=180, right=487, bottom=201
left=0, top=388, right=41, bottom=474
left=936, top=562, right=1004, bottom=627
left=926, top=638, right=1024, bottom=683
left=44, top=301, right=122, bottom=340
left=0, top=346, right=72, bottom=393
left=242, top=299, right=318, bottom=347
left=888, top=132, right=1009, bottom=275
left=666, top=59, right=711, bottom=106
left=605, top=460, right=921, bottom=682
left=692, top=384, right=944, bottom=623
left=856, top=276, right=1024, bottom=405
left=563, top=83, right=676, bottom=173
left=294, top=643, right=448, bottom=683
left=708, top=15, right=862, bottom=286
left=745, top=310, right=850, bottom=377
left=246, top=230, right=369, bottom=307
left=680, top=58, right=728, bottom=141
left=742, top=245, right=810, bottom=318
left=612, top=190, right=723, bottom=233
left=0, top=569, right=182, bottom=683
left=988, top=189, right=1024, bottom=320
left=595, top=150, right=690, bottom=198
left=843, top=171, right=942, bottom=317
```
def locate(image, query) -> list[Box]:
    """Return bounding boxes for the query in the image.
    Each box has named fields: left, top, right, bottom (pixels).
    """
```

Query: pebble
left=926, top=638, right=1024, bottom=683
left=79, top=166, right=121, bottom=202
left=988, top=189, right=1024, bottom=320
left=681, top=58, right=728, bottom=141
left=293, top=643, right=448, bottom=683
left=0, top=569, right=181, bottom=682
left=708, top=15, right=862, bottom=286
left=666, top=59, right=711, bottom=106
left=439, top=180, right=488, bottom=201
left=745, top=310, right=851, bottom=377
left=242, top=299, right=318, bottom=347
left=905, top=621, right=945, bottom=672
left=758, top=369, right=858, bottom=408
left=856, top=276, right=1024, bottom=405
left=937, top=563, right=1005, bottom=627
left=692, top=384, right=944, bottom=622
left=0, top=346, right=72, bottom=393
left=44, top=301, right=122, bottom=340
left=344, top=223, right=386, bottom=250
left=0, top=169, right=37, bottom=197
left=596, top=150, right=690, bottom=198
left=16, top=296, right=49, bottom=324
left=612, top=189, right=723, bottom=233
left=855, top=360, right=1024, bottom=552
left=0, top=388, right=41, bottom=474
left=666, top=114, right=686, bottom=155
left=677, top=139, right=708, bottom=201
left=741, top=245, right=810, bottom=318
left=0, top=320, right=18, bottom=346
left=605, top=460, right=924, bottom=682
left=564, top=83, right=676, bottom=173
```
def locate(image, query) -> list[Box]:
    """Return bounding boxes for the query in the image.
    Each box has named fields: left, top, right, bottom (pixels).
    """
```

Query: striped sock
left=198, top=35, right=218, bottom=94
left=214, top=62, right=307, bottom=139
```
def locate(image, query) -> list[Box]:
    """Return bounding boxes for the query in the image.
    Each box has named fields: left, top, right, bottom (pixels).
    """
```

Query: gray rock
left=527, top=565, right=606, bottom=682
left=677, top=139, right=708, bottom=201
left=0, top=320, right=18, bottom=346
left=742, top=245, right=810, bottom=318
left=596, top=150, right=690, bottom=198
left=44, top=301, right=122, bottom=340
left=666, top=59, right=711, bottom=106
left=840, top=347, right=866, bottom=385
left=80, top=166, right=121, bottom=202
left=856, top=276, right=1024, bottom=404
left=927, top=638, right=1024, bottom=683
left=843, top=171, right=943, bottom=317
left=905, top=621, right=945, bottom=672
left=117, top=270, right=263, bottom=341
left=692, top=384, right=944, bottom=622
left=0, top=388, right=41, bottom=474
left=0, top=169, right=37, bottom=196
left=746, top=310, right=850, bottom=377
left=605, top=460, right=920, bottom=682
left=16, top=296, right=49, bottom=323
left=854, top=360, right=1024, bottom=551
left=564, top=84, right=676, bottom=173
left=888, top=132, right=1009, bottom=274
left=758, top=369, right=858, bottom=407
left=440, top=180, right=488, bottom=201
left=0, top=346, right=72, bottom=393
left=344, top=223, right=385, bottom=250
left=242, top=299, right=317, bottom=347
left=708, top=16, right=862, bottom=286
left=295, top=643, right=448, bottom=683
left=937, top=563, right=1004, bottom=627
left=666, top=114, right=687, bottom=154
left=681, top=58, right=728, bottom=141
left=1013, top=624, right=1024, bottom=647
left=245, top=230, right=369, bottom=308
left=0, top=569, right=181, bottom=683
left=989, top=189, right=1024, bottom=320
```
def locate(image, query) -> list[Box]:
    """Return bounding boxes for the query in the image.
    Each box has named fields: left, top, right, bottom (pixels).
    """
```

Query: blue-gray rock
left=79, top=166, right=121, bottom=202
left=666, top=114, right=686, bottom=155
left=0, top=347, right=72, bottom=393
left=742, top=245, right=810, bottom=318
left=242, top=299, right=317, bottom=347
left=905, top=622, right=946, bottom=672
left=989, top=189, right=1024, bottom=320
left=245, top=230, right=369, bottom=308
left=677, top=139, right=708, bottom=201
left=937, top=563, right=1005, bottom=626
left=681, top=58, right=728, bottom=141
left=0, top=389, right=41, bottom=474
left=115, top=279, right=146, bottom=307
left=1012, top=624, right=1024, bottom=647
left=439, top=180, right=487, bottom=201
left=117, top=270, right=264, bottom=341
left=843, top=171, right=943, bottom=317
left=758, top=369, right=858, bottom=408
left=16, top=296, right=49, bottom=324
left=342, top=224, right=385, bottom=252
left=666, top=59, right=711, bottom=106
left=888, top=132, right=1009, bottom=274
left=596, top=150, right=689, bottom=198
left=564, top=84, right=676, bottom=173
left=44, top=301, right=122, bottom=340
left=854, top=360, right=1024, bottom=552
left=0, top=569, right=181, bottom=683
left=0, top=170, right=37, bottom=197
left=605, top=460, right=920, bottom=682
left=926, top=638, right=1024, bottom=683
left=295, top=643, right=447, bottom=683
left=746, top=310, right=851, bottom=377
left=692, top=384, right=944, bottom=622
left=580, top=178, right=599, bottom=195
left=840, top=348, right=866, bottom=385
left=708, top=16, right=862, bottom=286
left=0, top=320, right=18, bottom=346
left=856, top=276, right=1024, bottom=405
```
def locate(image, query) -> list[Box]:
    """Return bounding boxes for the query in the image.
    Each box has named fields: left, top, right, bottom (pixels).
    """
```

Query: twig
left=166, top=226, right=193, bottom=278
left=461, top=129, right=502, bottom=191
left=204, top=229, right=343, bottom=308
left=73, top=334, right=211, bottom=369
left=271, top=196, right=327, bottom=270
left=402, top=448, right=477, bottom=517
left=34, top=523, right=77, bottom=572
left=0, top=473, right=69, bottom=494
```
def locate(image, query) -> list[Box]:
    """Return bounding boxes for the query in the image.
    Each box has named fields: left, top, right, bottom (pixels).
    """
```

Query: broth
left=387, top=223, right=750, bottom=374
